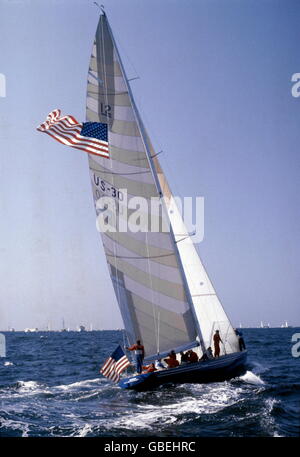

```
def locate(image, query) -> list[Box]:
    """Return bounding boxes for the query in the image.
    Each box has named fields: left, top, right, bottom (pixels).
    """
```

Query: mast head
left=94, top=2, right=106, bottom=15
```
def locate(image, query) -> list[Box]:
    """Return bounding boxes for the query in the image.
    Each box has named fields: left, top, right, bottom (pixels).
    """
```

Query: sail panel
left=90, top=143, right=149, bottom=167
left=110, top=265, right=196, bottom=356
left=102, top=235, right=182, bottom=283
left=91, top=168, right=157, bottom=198
left=106, top=253, right=187, bottom=304
left=99, top=229, right=177, bottom=267
left=87, top=97, right=137, bottom=122
left=89, top=157, right=151, bottom=181
left=101, top=224, right=174, bottom=251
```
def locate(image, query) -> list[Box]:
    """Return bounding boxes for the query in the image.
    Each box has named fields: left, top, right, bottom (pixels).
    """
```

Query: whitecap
left=105, top=382, right=244, bottom=431
left=0, top=417, right=30, bottom=437
left=239, top=370, right=265, bottom=385
left=17, top=380, right=40, bottom=391
left=76, top=423, right=93, bottom=437
left=14, top=380, right=50, bottom=397
left=54, top=378, right=102, bottom=391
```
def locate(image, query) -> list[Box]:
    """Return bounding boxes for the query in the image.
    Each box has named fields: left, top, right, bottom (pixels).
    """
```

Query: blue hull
left=119, top=351, right=247, bottom=390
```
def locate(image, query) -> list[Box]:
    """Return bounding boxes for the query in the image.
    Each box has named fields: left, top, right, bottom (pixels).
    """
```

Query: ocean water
left=0, top=328, right=299, bottom=437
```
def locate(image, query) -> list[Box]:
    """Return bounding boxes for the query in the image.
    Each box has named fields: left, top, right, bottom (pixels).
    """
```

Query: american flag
left=37, top=109, right=109, bottom=158
left=100, top=345, right=131, bottom=383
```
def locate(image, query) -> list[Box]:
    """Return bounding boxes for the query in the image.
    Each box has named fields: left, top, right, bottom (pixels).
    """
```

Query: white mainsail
left=86, top=12, right=240, bottom=359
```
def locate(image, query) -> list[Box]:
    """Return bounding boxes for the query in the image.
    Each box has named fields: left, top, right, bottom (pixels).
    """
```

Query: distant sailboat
left=260, top=321, right=270, bottom=329
left=61, top=318, right=68, bottom=332
left=84, top=10, right=247, bottom=390
left=281, top=321, right=292, bottom=328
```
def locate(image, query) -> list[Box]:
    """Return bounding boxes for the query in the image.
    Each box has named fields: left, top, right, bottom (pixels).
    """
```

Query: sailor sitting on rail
left=164, top=350, right=179, bottom=368
left=142, top=363, right=156, bottom=374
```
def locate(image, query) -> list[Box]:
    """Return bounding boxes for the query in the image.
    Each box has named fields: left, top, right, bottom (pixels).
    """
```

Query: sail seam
left=191, top=293, right=217, bottom=297
left=90, top=166, right=150, bottom=176
left=106, top=253, right=176, bottom=260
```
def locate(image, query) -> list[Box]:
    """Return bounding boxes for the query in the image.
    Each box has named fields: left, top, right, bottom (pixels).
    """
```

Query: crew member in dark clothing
left=200, top=347, right=213, bottom=361
left=180, top=351, right=189, bottom=364
left=213, top=330, right=223, bottom=357
left=235, top=329, right=246, bottom=351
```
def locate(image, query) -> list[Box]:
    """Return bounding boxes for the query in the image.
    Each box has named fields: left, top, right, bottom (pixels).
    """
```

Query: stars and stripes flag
left=37, top=109, right=109, bottom=158
left=100, top=345, right=131, bottom=383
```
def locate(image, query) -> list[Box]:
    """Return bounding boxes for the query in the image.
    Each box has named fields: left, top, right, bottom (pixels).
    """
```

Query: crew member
left=142, top=363, right=156, bottom=373
left=188, top=349, right=199, bottom=363
left=126, top=340, right=145, bottom=374
left=200, top=347, right=213, bottom=361
left=180, top=351, right=189, bottom=364
left=164, top=351, right=179, bottom=368
left=213, top=330, right=223, bottom=357
left=235, top=329, right=246, bottom=351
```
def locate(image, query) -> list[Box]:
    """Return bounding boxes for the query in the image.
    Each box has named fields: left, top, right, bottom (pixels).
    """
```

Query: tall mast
left=104, top=13, right=206, bottom=353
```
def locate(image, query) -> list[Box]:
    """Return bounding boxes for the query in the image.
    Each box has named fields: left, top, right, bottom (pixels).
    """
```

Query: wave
left=102, top=382, right=247, bottom=432
left=0, top=416, right=30, bottom=437
left=54, top=378, right=103, bottom=391
left=0, top=329, right=298, bottom=437
left=16, top=380, right=42, bottom=392
left=74, top=423, right=93, bottom=437
left=239, top=371, right=265, bottom=385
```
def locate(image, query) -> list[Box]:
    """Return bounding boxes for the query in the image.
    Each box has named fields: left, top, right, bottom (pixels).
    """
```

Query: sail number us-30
left=93, top=174, right=124, bottom=201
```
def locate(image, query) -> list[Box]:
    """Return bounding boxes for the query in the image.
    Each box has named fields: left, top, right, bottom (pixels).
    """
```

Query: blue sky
left=0, top=0, right=299, bottom=330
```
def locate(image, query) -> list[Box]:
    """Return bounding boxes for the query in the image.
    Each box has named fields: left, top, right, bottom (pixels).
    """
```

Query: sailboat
left=86, top=9, right=247, bottom=390
left=260, top=321, right=270, bottom=329
left=61, top=318, right=67, bottom=332
left=281, top=321, right=292, bottom=328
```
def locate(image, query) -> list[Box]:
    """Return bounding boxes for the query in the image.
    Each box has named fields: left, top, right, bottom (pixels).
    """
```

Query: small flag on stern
left=100, top=345, right=130, bottom=383
left=37, top=109, right=109, bottom=158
